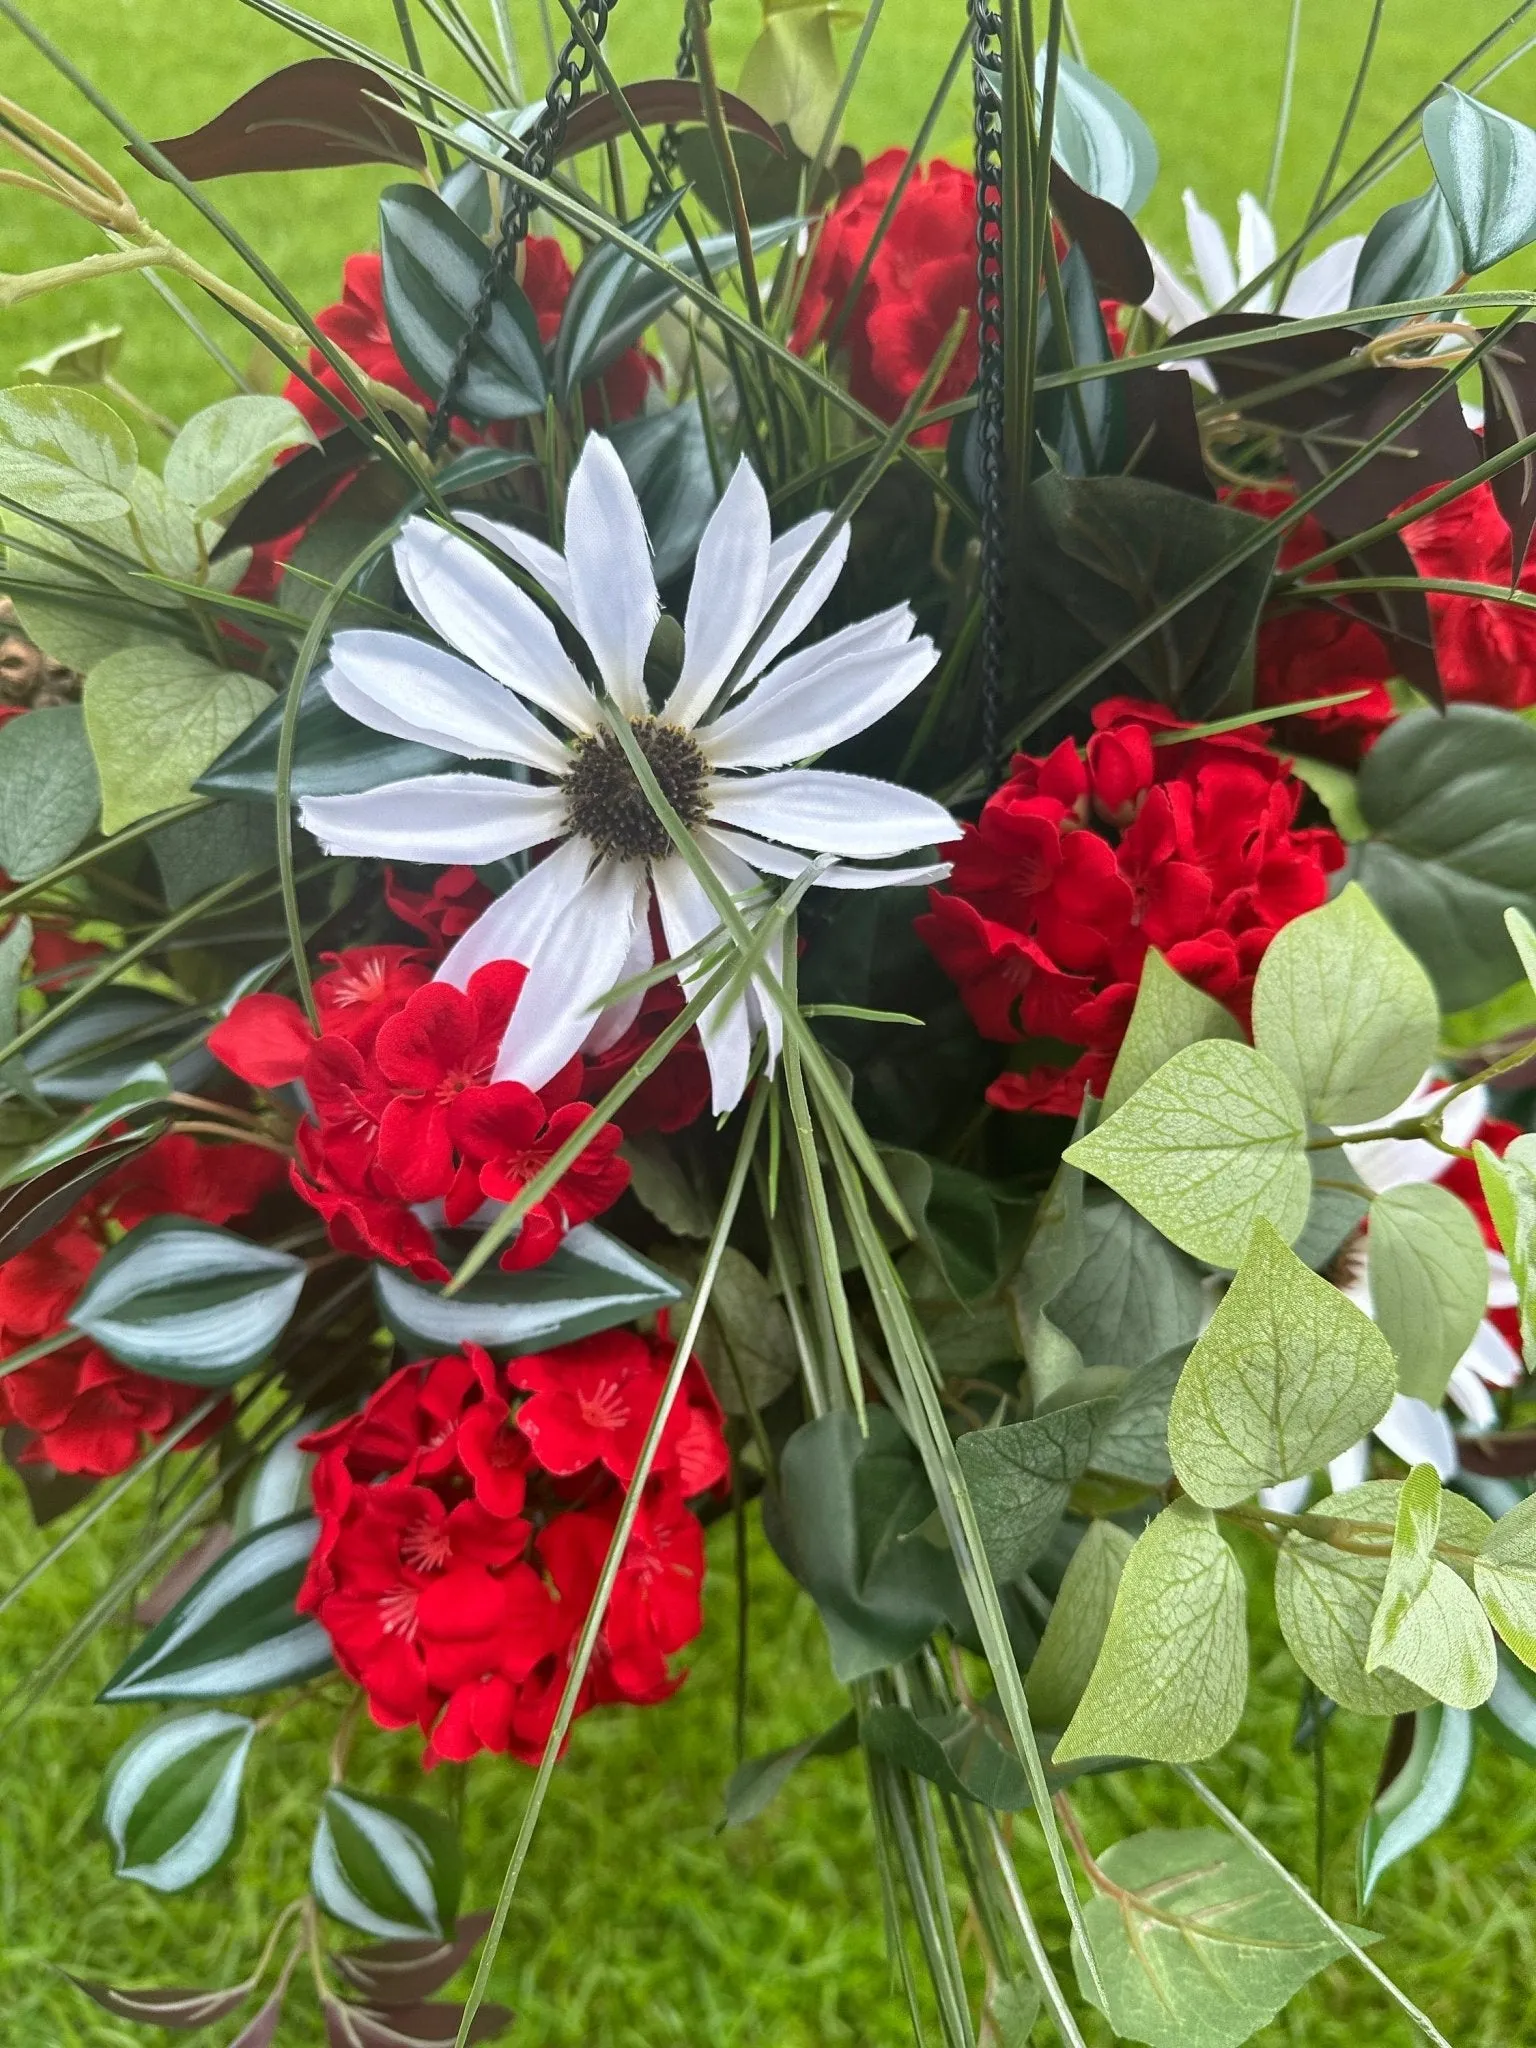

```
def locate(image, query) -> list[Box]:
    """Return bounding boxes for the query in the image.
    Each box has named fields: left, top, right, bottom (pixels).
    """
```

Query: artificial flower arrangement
left=6, top=0, right=1536, bottom=2041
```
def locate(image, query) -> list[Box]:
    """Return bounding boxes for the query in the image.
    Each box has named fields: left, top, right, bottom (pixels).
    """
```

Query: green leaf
left=955, top=1396, right=1118, bottom=1583
left=99, top=1709, right=254, bottom=1892
left=100, top=1511, right=332, bottom=1702
left=1288, top=752, right=1368, bottom=842
left=0, top=704, right=100, bottom=881
left=1473, top=1490, right=1536, bottom=1669
left=738, top=10, right=839, bottom=155
left=1063, top=1039, right=1310, bottom=1269
left=1370, top=1556, right=1496, bottom=1710
left=884, top=1149, right=1002, bottom=1301
left=312, top=1786, right=463, bottom=1941
left=151, top=802, right=276, bottom=909
left=375, top=1224, right=682, bottom=1358
left=984, top=1976, right=1042, bottom=2048
left=1087, top=1345, right=1186, bottom=1485
left=70, top=1216, right=305, bottom=1383
left=378, top=183, right=548, bottom=421
left=85, top=645, right=274, bottom=834
left=1350, top=186, right=1464, bottom=319
left=1056, top=1499, right=1247, bottom=1763
left=1042, top=53, right=1158, bottom=213
left=1075, top=1826, right=1355, bottom=2048
left=163, top=395, right=317, bottom=525
left=1101, top=949, right=1240, bottom=1119
left=861, top=1703, right=1032, bottom=1810
left=0, top=915, right=30, bottom=1049
left=1275, top=1479, right=1492, bottom=1715
left=1169, top=1219, right=1396, bottom=1508
left=772, top=1408, right=959, bottom=1682
left=655, top=1244, right=797, bottom=1417
left=1025, top=1519, right=1135, bottom=1728
left=1358, top=1704, right=1473, bottom=1905
left=720, top=1714, right=858, bottom=1827
left=1474, top=1134, right=1536, bottom=1368
left=1353, top=704, right=1536, bottom=1011
left=1367, top=1462, right=1446, bottom=1666
left=1367, top=1182, right=1490, bottom=1404
left=1423, top=86, right=1536, bottom=273
left=196, top=669, right=456, bottom=803
left=0, top=1061, right=169, bottom=1189
left=19, top=323, right=125, bottom=386
left=1250, top=883, right=1439, bottom=1124
left=0, top=384, right=136, bottom=522
left=1507, top=904, right=1536, bottom=993
left=1, top=510, right=169, bottom=672
left=235, top=1416, right=317, bottom=1535
left=1046, top=1193, right=1205, bottom=1370
left=22, top=986, right=213, bottom=1106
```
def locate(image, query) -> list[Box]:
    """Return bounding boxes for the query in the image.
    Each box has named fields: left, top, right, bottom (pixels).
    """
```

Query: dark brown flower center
left=562, top=717, right=710, bottom=864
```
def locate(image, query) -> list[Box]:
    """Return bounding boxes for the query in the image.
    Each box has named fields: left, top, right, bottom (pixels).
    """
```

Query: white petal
left=392, top=518, right=598, bottom=738
left=1462, top=1311, right=1524, bottom=1388
left=1260, top=1476, right=1316, bottom=1514
left=664, top=457, right=771, bottom=729
left=455, top=510, right=577, bottom=624
left=1446, top=1361, right=1499, bottom=1430
left=652, top=851, right=753, bottom=1115
left=1183, top=189, right=1237, bottom=308
left=493, top=855, right=647, bottom=1088
left=324, top=642, right=494, bottom=760
left=326, top=627, right=572, bottom=774
left=299, top=775, right=565, bottom=863
left=1143, top=240, right=1209, bottom=331
left=1374, top=1394, right=1458, bottom=1479
left=726, top=514, right=853, bottom=694
left=701, top=824, right=948, bottom=891
left=708, top=768, right=958, bottom=859
left=1327, top=1440, right=1371, bottom=1493
left=583, top=907, right=654, bottom=1055
left=734, top=603, right=917, bottom=702
left=437, top=834, right=593, bottom=990
left=703, top=637, right=937, bottom=770
left=1281, top=236, right=1366, bottom=319
left=1486, top=1249, right=1519, bottom=1311
left=563, top=435, right=657, bottom=719
left=1235, top=192, right=1278, bottom=305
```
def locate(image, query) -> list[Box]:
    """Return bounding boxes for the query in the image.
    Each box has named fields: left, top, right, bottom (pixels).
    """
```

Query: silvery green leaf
left=1041, top=53, right=1158, bottom=213
left=955, top=1396, right=1118, bottom=1582
left=235, top=1417, right=317, bottom=1535
left=311, top=1787, right=463, bottom=1941
left=99, top=1709, right=254, bottom=1891
left=0, top=1062, right=170, bottom=1189
left=1423, top=85, right=1536, bottom=273
left=1367, top=1182, right=1490, bottom=1404
left=1358, top=1703, right=1472, bottom=1905
left=100, top=1511, right=332, bottom=1702
left=0, top=704, right=101, bottom=882
left=1351, top=186, right=1464, bottom=319
left=1046, top=1194, right=1205, bottom=1371
left=71, top=1216, right=305, bottom=1383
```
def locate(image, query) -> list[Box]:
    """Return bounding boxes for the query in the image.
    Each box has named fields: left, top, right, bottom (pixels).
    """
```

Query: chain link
left=646, top=17, right=697, bottom=211
left=428, top=0, right=618, bottom=456
left=971, top=0, right=1006, bottom=774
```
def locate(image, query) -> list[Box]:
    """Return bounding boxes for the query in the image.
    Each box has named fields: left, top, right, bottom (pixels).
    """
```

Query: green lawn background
left=4, top=2, right=1536, bottom=2042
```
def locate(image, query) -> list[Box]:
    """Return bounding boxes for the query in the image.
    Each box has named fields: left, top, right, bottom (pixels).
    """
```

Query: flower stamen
left=563, top=718, right=709, bottom=864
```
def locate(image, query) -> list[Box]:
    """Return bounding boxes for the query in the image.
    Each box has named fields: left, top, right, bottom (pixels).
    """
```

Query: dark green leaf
left=212, top=431, right=375, bottom=556
left=20, top=987, right=216, bottom=1105
left=1423, top=86, right=1536, bottom=273
left=955, top=1398, right=1118, bottom=1581
left=861, top=1702, right=1032, bottom=1809
left=71, top=1216, right=305, bottom=1383
left=720, top=1714, right=858, bottom=1826
left=378, top=185, right=548, bottom=421
left=884, top=1148, right=1002, bottom=1301
left=98, top=1709, right=254, bottom=1891
left=1046, top=1196, right=1204, bottom=1370
left=65, top=1973, right=253, bottom=2028
left=610, top=404, right=720, bottom=585
left=138, top=58, right=424, bottom=178
left=1354, top=704, right=1536, bottom=1010
left=1350, top=187, right=1464, bottom=323
left=375, top=1224, right=682, bottom=1357
left=0, top=704, right=100, bottom=881
left=0, top=1131, right=161, bottom=1265
left=1358, top=1704, right=1473, bottom=1905
left=312, top=1787, right=463, bottom=1941
left=152, top=803, right=276, bottom=909
left=673, top=125, right=860, bottom=227
left=100, top=1511, right=333, bottom=1702
left=1087, top=1346, right=1186, bottom=1486
left=197, top=670, right=457, bottom=802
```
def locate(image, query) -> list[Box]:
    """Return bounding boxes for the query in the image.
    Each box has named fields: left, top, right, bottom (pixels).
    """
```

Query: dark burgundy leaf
left=228, top=1954, right=300, bottom=2048
left=134, top=1523, right=234, bottom=1627
left=1456, top=1429, right=1536, bottom=1477
left=1177, top=311, right=1387, bottom=432
left=333, top=1913, right=494, bottom=2006
left=1049, top=162, right=1153, bottom=305
left=63, top=1974, right=251, bottom=2029
left=134, top=59, right=425, bottom=181
left=1483, top=324, right=1536, bottom=579
left=1322, top=529, right=1443, bottom=707
left=324, top=1996, right=513, bottom=2047
left=556, top=82, right=783, bottom=164
left=1119, top=366, right=1213, bottom=499
left=0, top=1129, right=161, bottom=1264
left=1283, top=371, right=1478, bottom=539
left=212, top=436, right=373, bottom=558
left=3, top=1428, right=98, bottom=1527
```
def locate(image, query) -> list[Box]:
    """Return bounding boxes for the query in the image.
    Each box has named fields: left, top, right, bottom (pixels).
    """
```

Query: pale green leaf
left=1359, top=1702, right=1473, bottom=1905
left=0, top=384, right=136, bottom=522
left=1169, top=1220, right=1395, bottom=1508
left=0, top=704, right=100, bottom=882
left=738, top=11, right=840, bottom=155
left=1288, top=753, right=1368, bottom=841
left=1473, top=1491, right=1536, bottom=1669
left=1367, top=1462, right=1444, bottom=1669
left=1024, top=1520, right=1134, bottom=1729
left=163, top=395, right=317, bottom=525
left=1101, top=948, right=1240, bottom=1118
left=19, top=323, right=125, bottom=386
left=1371, top=1559, right=1496, bottom=1709
left=1055, top=1499, right=1247, bottom=1764
left=1250, top=883, right=1439, bottom=1124
left=0, top=915, right=32, bottom=1042
left=1, top=512, right=172, bottom=671
left=1473, top=1136, right=1536, bottom=1368
left=1275, top=1480, right=1492, bottom=1715
left=84, top=646, right=274, bottom=833
left=1063, top=1039, right=1310, bottom=1268
left=1075, top=1827, right=1355, bottom=2048
left=1368, top=1182, right=1490, bottom=1403
left=1506, top=906, right=1536, bottom=994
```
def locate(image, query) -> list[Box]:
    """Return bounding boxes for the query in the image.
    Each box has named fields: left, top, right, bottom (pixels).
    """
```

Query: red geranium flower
left=918, top=698, right=1345, bottom=1115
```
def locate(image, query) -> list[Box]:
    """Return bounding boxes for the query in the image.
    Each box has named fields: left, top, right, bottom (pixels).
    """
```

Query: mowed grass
left=4, top=0, right=1536, bottom=2041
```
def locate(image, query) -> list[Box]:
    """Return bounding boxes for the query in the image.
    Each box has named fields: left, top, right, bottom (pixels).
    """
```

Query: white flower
left=1146, top=189, right=1366, bottom=334
left=1262, top=1077, right=1522, bottom=1512
left=298, top=435, right=954, bottom=1115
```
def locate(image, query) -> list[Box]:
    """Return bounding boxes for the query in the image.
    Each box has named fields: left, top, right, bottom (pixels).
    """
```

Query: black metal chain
left=427, top=0, right=618, bottom=456
left=971, top=0, right=1006, bottom=775
left=646, top=17, right=697, bottom=211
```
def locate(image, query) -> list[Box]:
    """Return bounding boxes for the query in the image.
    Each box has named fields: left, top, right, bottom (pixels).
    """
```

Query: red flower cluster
left=298, top=1335, right=728, bottom=1764
left=210, top=946, right=629, bottom=1282
left=792, top=151, right=978, bottom=444
left=918, top=698, right=1345, bottom=1115
left=0, top=1136, right=283, bottom=1474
